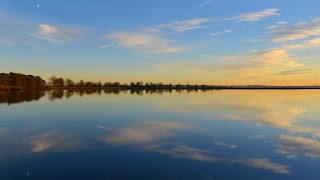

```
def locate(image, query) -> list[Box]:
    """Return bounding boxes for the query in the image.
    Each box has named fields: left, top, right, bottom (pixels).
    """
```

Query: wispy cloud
left=268, top=18, right=320, bottom=42
left=104, top=32, right=189, bottom=53
left=227, top=8, right=279, bottom=22
left=210, top=29, right=232, bottom=36
left=277, top=22, right=288, bottom=25
left=29, top=33, right=57, bottom=44
left=197, top=0, right=215, bottom=10
left=158, top=8, right=277, bottom=33
left=0, top=8, right=89, bottom=46
left=96, top=44, right=113, bottom=50
left=159, top=18, right=214, bottom=33
left=273, top=68, right=317, bottom=76
left=104, top=7, right=280, bottom=54
left=29, top=24, right=87, bottom=44
left=157, top=48, right=302, bottom=77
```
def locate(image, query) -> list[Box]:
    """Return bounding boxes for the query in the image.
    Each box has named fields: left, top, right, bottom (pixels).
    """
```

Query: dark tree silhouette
left=65, top=78, right=75, bottom=87
left=0, top=72, right=46, bottom=90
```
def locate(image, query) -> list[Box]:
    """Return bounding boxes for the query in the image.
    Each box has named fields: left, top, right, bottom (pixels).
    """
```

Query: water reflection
left=0, top=90, right=320, bottom=179
left=276, top=135, right=320, bottom=158
left=0, top=90, right=46, bottom=105
left=100, top=120, right=290, bottom=174
left=0, top=89, right=219, bottom=104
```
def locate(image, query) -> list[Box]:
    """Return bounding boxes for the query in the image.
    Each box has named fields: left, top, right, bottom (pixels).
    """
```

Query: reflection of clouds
left=96, top=125, right=112, bottom=131
left=156, top=91, right=320, bottom=138
left=102, top=121, right=290, bottom=174
left=193, top=99, right=306, bottom=130
left=276, top=135, right=320, bottom=158
left=233, top=158, right=290, bottom=174
left=0, top=129, right=86, bottom=160
left=24, top=131, right=83, bottom=153
left=214, top=142, right=237, bottom=149
left=102, top=121, right=189, bottom=145
left=158, top=145, right=218, bottom=162
left=155, top=91, right=320, bottom=164
left=252, top=135, right=269, bottom=139
left=159, top=145, right=290, bottom=175
left=222, top=105, right=304, bottom=127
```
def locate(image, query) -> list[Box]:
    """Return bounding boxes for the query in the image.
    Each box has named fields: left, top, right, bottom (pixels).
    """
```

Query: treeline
left=0, top=73, right=212, bottom=90
left=0, top=72, right=46, bottom=89
left=48, top=76, right=210, bottom=90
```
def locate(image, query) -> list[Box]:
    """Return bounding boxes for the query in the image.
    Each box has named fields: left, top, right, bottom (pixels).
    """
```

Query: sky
left=0, top=0, right=320, bottom=85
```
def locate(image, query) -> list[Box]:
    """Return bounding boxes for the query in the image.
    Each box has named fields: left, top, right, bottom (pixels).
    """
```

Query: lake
left=0, top=90, right=319, bottom=179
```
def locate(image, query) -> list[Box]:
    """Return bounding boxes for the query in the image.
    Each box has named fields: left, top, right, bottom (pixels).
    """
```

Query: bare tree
left=57, top=78, right=65, bottom=87
left=65, top=78, right=75, bottom=87
left=49, top=76, right=57, bottom=86
left=77, top=80, right=85, bottom=87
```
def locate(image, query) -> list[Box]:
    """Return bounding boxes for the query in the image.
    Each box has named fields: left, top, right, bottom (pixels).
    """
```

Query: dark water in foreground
left=0, top=90, right=320, bottom=179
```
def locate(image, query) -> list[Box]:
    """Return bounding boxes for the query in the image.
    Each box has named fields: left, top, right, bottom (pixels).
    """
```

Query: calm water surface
left=0, top=90, right=320, bottom=179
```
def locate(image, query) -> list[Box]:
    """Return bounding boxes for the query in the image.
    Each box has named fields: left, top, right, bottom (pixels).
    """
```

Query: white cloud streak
left=159, top=18, right=214, bottom=33
left=197, top=0, right=215, bottom=10
left=104, top=32, right=189, bottom=53
left=211, top=29, right=232, bottom=36
left=227, top=8, right=279, bottom=22
left=269, top=18, right=320, bottom=42
left=96, top=44, right=113, bottom=50
left=29, top=24, right=87, bottom=44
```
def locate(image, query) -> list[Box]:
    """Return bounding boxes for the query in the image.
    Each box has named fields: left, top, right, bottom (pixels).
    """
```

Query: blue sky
left=1, top=0, right=320, bottom=85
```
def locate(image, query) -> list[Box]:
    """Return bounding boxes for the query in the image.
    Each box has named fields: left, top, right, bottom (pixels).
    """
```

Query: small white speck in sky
left=37, top=4, right=40, bottom=8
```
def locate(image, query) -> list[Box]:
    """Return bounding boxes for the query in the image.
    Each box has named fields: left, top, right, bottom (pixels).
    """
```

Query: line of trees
left=0, top=73, right=212, bottom=90
left=47, top=75, right=211, bottom=90
left=0, top=72, right=46, bottom=89
left=48, top=76, right=102, bottom=87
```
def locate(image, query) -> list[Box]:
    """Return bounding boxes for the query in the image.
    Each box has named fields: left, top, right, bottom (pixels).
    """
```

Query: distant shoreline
left=2, top=73, right=319, bottom=91
left=1, top=85, right=320, bottom=91
left=47, top=86, right=320, bottom=90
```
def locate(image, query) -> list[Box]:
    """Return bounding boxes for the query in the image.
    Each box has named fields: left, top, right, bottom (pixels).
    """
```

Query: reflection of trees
left=47, top=89, right=211, bottom=101
left=104, top=89, right=121, bottom=95
left=46, top=89, right=124, bottom=101
left=65, top=90, right=75, bottom=99
left=0, top=91, right=46, bottom=105
left=0, top=89, right=217, bottom=104
left=48, top=90, right=64, bottom=101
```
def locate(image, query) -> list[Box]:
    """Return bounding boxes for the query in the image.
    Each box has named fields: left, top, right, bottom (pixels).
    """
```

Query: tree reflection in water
left=0, top=91, right=46, bottom=105
left=0, top=89, right=216, bottom=104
